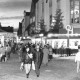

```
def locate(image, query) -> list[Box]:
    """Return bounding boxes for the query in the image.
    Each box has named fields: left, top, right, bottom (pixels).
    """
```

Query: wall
left=44, top=0, right=50, bottom=31
left=60, top=0, right=70, bottom=29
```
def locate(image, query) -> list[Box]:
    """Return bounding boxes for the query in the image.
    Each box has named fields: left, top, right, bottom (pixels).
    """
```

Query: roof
left=24, top=10, right=30, bottom=16
left=1, top=26, right=13, bottom=33
left=0, top=28, right=7, bottom=32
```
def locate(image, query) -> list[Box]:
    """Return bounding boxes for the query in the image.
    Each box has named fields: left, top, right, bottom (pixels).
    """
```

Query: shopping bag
left=0, top=54, right=2, bottom=58
left=20, top=62, right=24, bottom=71
left=28, top=53, right=33, bottom=58
left=32, top=61, right=35, bottom=70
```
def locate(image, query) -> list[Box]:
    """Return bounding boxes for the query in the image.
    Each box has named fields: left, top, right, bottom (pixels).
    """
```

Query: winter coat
left=21, top=51, right=33, bottom=64
left=34, top=50, right=42, bottom=69
left=42, top=48, right=49, bottom=64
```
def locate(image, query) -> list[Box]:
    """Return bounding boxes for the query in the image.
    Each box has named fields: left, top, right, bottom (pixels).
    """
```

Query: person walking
left=42, top=45, right=49, bottom=66
left=17, top=44, right=22, bottom=62
left=0, top=46, right=6, bottom=62
left=48, top=46, right=53, bottom=61
left=6, top=45, right=11, bottom=60
left=34, top=45, right=42, bottom=77
left=20, top=46, right=33, bottom=78
left=75, top=45, right=80, bottom=73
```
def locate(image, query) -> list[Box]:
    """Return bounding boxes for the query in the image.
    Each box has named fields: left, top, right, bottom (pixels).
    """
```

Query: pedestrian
left=42, top=45, right=49, bottom=66
left=75, top=45, right=80, bottom=73
left=5, top=45, right=11, bottom=60
left=17, top=45, right=22, bottom=62
left=20, top=46, right=33, bottom=78
left=48, top=46, right=53, bottom=61
left=0, top=46, right=6, bottom=62
left=34, top=45, right=42, bottom=77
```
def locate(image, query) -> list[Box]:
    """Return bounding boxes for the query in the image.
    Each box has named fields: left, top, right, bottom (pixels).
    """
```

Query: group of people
left=0, top=44, right=11, bottom=62
left=17, top=43, right=53, bottom=78
left=1, top=40, right=80, bottom=77
left=18, top=42, right=80, bottom=76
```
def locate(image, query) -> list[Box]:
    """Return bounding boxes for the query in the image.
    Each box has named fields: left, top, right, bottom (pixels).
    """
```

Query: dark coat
left=34, top=49, right=43, bottom=69
left=21, top=47, right=32, bottom=64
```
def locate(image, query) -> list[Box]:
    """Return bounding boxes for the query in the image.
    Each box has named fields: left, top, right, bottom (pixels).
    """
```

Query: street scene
left=0, top=53, right=80, bottom=80
left=0, top=0, right=80, bottom=80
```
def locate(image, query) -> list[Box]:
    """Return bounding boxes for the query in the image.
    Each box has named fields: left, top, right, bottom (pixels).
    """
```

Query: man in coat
left=34, top=45, right=42, bottom=77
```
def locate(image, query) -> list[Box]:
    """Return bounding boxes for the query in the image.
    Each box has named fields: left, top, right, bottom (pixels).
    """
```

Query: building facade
left=19, top=0, right=80, bottom=38
left=35, top=0, right=80, bottom=34
left=22, top=11, right=30, bottom=37
left=17, top=22, right=22, bottom=37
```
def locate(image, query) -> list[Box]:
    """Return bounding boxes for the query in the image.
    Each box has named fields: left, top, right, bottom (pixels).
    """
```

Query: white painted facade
left=35, top=0, right=80, bottom=34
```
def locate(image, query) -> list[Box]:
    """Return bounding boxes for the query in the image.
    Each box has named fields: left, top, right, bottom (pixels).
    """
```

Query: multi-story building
left=35, top=0, right=80, bottom=34
left=26, top=0, right=38, bottom=36
left=17, top=22, right=22, bottom=37
left=22, top=19, right=25, bottom=37
left=22, top=11, right=30, bottom=37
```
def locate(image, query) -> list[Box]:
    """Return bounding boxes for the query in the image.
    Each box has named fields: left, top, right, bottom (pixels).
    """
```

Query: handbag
left=32, top=61, right=35, bottom=70
left=0, top=53, right=2, bottom=58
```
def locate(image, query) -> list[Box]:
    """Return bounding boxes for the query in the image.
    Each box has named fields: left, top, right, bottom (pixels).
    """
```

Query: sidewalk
left=0, top=53, right=79, bottom=80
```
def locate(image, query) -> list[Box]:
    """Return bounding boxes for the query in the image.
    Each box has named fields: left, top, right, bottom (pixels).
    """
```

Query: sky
left=0, top=0, right=32, bottom=29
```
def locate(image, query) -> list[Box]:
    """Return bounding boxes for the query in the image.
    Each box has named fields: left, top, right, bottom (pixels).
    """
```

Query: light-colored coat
left=42, top=48, right=49, bottom=64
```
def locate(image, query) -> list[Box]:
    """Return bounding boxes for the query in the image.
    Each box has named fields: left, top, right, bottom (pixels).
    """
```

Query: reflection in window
left=70, top=0, right=80, bottom=23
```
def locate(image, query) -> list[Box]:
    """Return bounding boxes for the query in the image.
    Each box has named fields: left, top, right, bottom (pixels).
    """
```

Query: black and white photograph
left=0, top=0, right=80, bottom=80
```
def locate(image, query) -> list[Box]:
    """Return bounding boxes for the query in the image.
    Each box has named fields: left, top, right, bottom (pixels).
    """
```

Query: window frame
left=70, top=0, right=80, bottom=24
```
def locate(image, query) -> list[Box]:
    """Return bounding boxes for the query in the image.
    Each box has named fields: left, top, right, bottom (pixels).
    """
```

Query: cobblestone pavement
left=0, top=53, right=80, bottom=80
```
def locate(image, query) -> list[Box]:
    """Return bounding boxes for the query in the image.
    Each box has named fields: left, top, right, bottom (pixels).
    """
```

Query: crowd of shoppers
left=0, top=40, right=80, bottom=77
left=17, top=42, right=53, bottom=78
left=0, top=41, right=53, bottom=78
left=0, top=44, right=11, bottom=62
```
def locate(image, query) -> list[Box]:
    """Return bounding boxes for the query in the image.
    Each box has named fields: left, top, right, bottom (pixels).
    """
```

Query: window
left=70, top=0, right=80, bottom=23
left=42, top=0, right=44, bottom=18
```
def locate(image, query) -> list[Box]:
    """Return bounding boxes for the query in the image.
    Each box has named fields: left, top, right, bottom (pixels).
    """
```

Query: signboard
left=66, top=25, right=73, bottom=34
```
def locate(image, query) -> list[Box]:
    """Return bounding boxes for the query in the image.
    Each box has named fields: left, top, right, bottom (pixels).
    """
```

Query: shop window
left=70, top=0, right=80, bottom=23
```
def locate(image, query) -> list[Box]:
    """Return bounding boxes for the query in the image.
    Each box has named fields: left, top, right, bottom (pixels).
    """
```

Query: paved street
left=0, top=53, right=80, bottom=80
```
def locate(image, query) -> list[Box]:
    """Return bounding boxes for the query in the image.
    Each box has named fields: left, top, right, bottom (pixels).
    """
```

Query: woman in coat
left=20, top=46, right=33, bottom=78
left=42, top=45, right=49, bottom=65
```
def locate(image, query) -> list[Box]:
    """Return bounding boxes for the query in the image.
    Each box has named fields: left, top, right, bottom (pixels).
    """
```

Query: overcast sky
left=0, top=0, right=32, bottom=29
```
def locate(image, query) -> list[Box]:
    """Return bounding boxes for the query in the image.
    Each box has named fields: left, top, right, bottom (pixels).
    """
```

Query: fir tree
left=53, top=9, right=64, bottom=32
left=40, top=19, right=45, bottom=31
left=38, top=19, right=46, bottom=33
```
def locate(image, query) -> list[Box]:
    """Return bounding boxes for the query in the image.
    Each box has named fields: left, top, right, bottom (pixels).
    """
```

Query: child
left=75, top=45, right=80, bottom=73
